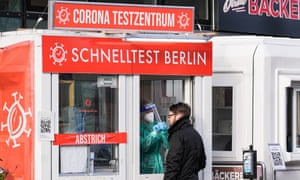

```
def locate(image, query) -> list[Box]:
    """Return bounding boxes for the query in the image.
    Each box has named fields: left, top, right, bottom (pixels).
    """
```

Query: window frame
left=294, top=88, right=300, bottom=152
left=288, top=86, right=300, bottom=153
left=51, top=74, right=127, bottom=180
left=134, top=75, right=193, bottom=179
left=212, top=86, right=233, bottom=152
left=212, top=73, right=241, bottom=158
left=278, top=75, right=300, bottom=161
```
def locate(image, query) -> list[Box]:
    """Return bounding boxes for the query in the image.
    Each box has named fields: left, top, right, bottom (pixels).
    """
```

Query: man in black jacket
left=163, top=102, right=206, bottom=180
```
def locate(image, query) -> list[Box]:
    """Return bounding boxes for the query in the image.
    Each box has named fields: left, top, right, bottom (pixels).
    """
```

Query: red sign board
left=42, top=35, right=212, bottom=76
left=0, top=41, right=34, bottom=180
left=53, top=132, right=127, bottom=145
left=53, top=1, right=194, bottom=33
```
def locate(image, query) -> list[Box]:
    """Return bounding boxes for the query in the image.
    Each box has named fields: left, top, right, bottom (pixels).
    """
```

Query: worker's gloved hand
left=153, top=122, right=168, bottom=132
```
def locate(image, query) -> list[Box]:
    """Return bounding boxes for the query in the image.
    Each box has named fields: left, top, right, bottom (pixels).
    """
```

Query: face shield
left=141, top=103, right=162, bottom=123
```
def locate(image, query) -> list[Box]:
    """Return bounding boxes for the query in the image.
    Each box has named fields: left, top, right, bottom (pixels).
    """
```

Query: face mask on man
left=144, top=112, right=154, bottom=123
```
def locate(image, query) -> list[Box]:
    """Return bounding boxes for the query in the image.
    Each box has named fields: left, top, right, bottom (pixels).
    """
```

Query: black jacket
left=164, top=117, right=206, bottom=180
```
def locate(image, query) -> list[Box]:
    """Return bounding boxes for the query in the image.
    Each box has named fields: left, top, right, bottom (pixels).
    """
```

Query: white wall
left=212, top=36, right=300, bottom=180
left=212, top=36, right=262, bottom=162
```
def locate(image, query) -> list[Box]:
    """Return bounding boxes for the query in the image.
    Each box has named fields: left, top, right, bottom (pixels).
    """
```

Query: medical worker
left=140, top=102, right=169, bottom=174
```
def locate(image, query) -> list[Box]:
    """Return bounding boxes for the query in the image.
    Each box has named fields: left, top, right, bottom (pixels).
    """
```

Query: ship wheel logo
left=56, top=6, right=70, bottom=24
left=177, top=12, right=190, bottom=29
left=49, top=43, right=67, bottom=66
left=1, top=92, right=32, bottom=148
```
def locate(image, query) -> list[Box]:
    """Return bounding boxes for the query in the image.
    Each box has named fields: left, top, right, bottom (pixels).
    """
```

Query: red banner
left=53, top=132, right=127, bottom=145
left=42, top=35, right=212, bottom=76
left=0, top=41, right=34, bottom=180
left=53, top=1, right=194, bottom=33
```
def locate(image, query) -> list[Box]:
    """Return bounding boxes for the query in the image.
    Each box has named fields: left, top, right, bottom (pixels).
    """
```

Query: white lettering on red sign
left=75, top=134, right=106, bottom=144
left=72, top=8, right=175, bottom=27
left=111, top=10, right=175, bottom=27
left=73, top=9, right=110, bottom=24
left=54, top=3, right=194, bottom=32
left=164, top=50, right=206, bottom=65
left=223, top=0, right=300, bottom=20
left=71, top=48, right=206, bottom=66
left=71, top=48, right=160, bottom=64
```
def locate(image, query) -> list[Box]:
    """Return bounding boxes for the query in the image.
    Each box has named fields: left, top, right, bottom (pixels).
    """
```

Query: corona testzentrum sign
left=52, top=1, right=194, bottom=33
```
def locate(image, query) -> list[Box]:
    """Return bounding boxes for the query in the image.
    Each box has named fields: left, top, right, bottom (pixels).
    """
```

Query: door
left=51, top=74, right=126, bottom=180
left=131, top=75, right=195, bottom=180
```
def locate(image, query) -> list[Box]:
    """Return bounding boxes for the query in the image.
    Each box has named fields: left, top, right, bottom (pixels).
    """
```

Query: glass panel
left=163, top=0, right=209, bottom=21
left=212, top=87, right=233, bottom=151
left=140, top=77, right=185, bottom=174
left=27, top=0, right=48, bottom=12
left=286, top=87, right=293, bottom=152
left=0, top=0, right=21, bottom=11
left=77, top=0, right=155, bottom=5
left=297, top=91, right=300, bottom=148
left=59, top=74, right=119, bottom=175
left=26, top=18, right=48, bottom=29
left=0, top=17, right=21, bottom=32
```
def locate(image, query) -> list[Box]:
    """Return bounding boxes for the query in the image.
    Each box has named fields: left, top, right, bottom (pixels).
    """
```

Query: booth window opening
left=212, top=86, right=233, bottom=151
left=139, top=76, right=189, bottom=175
left=58, top=74, right=119, bottom=175
left=286, top=85, right=300, bottom=153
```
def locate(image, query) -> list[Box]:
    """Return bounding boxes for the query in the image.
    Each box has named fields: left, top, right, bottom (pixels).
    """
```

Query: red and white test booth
left=0, top=1, right=213, bottom=180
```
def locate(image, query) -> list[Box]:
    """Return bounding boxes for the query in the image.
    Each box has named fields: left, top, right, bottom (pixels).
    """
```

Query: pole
left=48, top=0, right=54, bottom=29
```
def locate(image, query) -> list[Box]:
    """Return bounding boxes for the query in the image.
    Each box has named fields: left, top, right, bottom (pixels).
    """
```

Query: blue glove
left=153, top=122, right=168, bottom=132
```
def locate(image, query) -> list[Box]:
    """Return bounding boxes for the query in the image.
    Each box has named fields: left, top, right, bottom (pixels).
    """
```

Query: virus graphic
left=56, top=6, right=70, bottom=24
left=49, top=43, right=67, bottom=66
left=1, top=92, right=32, bottom=148
left=177, top=12, right=190, bottom=29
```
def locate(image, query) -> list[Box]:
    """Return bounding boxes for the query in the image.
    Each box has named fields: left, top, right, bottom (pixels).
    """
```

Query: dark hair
left=169, top=102, right=191, bottom=119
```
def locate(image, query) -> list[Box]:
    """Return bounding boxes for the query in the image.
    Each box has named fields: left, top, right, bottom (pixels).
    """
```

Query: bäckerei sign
left=52, top=1, right=194, bottom=33
left=217, top=0, right=300, bottom=37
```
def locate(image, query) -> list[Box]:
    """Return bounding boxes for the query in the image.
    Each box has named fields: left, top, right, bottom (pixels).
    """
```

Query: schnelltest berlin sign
left=42, top=35, right=212, bottom=76
left=52, top=1, right=194, bottom=33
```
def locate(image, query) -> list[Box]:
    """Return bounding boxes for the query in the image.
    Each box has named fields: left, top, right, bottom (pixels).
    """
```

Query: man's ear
left=176, top=113, right=183, bottom=120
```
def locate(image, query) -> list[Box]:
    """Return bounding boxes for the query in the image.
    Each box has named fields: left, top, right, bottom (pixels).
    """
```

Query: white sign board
left=38, top=111, right=55, bottom=141
left=268, top=144, right=286, bottom=170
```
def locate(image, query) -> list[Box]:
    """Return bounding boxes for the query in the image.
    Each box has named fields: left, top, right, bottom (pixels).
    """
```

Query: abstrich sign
left=52, top=1, right=194, bottom=33
left=217, top=0, right=300, bottom=37
left=53, top=132, right=127, bottom=145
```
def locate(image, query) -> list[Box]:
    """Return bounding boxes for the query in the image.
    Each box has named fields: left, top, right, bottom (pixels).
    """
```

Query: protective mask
left=144, top=112, right=154, bottom=123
